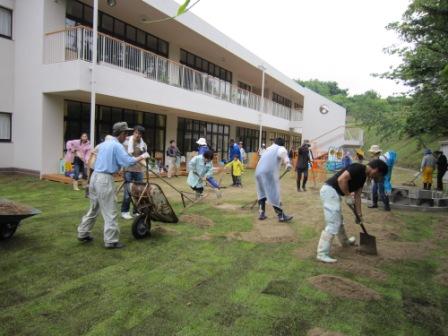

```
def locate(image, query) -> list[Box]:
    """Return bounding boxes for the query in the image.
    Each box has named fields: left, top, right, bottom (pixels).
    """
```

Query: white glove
left=140, top=152, right=150, bottom=160
left=345, top=197, right=354, bottom=206
left=286, top=163, right=292, bottom=171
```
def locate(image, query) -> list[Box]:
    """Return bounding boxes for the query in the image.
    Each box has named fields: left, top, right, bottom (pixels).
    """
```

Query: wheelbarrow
left=127, top=160, right=178, bottom=239
left=0, top=199, right=40, bottom=240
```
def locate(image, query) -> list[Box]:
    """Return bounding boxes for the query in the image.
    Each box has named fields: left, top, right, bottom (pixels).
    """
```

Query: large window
left=0, top=6, right=12, bottom=39
left=238, top=81, right=252, bottom=92
left=180, top=49, right=232, bottom=83
left=236, top=127, right=266, bottom=153
left=0, top=112, right=11, bottom=142
left=66, top=0, right=169, bottom=57
left=64, top=101, right=166, bottom=159
left=177, top=117, right=230, bottom=160
left=272, top=92, right=292, bottom=108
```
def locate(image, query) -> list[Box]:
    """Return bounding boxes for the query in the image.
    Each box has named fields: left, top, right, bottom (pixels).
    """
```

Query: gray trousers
left=77, top=172, right=120, bottom=244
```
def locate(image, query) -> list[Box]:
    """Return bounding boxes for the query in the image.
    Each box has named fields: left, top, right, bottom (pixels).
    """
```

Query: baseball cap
left=112, top=122, right=133, bottom=135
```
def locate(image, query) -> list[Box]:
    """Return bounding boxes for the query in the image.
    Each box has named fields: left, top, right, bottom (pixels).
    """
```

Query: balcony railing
left=44, top=26, right=303, bottom=122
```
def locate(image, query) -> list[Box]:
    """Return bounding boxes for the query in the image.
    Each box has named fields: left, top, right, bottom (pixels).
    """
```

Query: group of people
left=66, top=123, right=446, bottom=254
left=420, top=149, right=447, bottom=191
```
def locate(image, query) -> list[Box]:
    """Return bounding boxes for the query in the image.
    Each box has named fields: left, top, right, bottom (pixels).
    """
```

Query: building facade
left=0, top=0, right=362, bottom=176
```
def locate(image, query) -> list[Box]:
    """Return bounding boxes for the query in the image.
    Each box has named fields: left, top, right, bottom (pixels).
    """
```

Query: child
left=225, top=154, right=244, bottom=187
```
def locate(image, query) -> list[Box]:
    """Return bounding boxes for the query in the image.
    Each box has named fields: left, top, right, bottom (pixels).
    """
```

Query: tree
left=382, top=0, right=448, bottom=136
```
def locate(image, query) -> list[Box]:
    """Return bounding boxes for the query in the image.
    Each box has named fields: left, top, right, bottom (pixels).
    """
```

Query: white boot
left=337, top=225, right=356, bottom=247
left=121, top=212, right=133, bottom=220
left=73, top=180, right=80, bottom=191
left=317, top=230, right=337, bottom=263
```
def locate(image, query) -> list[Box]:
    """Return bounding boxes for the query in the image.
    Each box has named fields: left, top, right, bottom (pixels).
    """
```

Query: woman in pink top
left=65, top=133, right=92, bottom=191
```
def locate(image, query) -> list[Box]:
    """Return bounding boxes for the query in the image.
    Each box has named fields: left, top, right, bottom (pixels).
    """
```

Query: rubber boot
left=73, top=180, right=80, bottom=191
left=316, top=230, right=337, bottom=263
left=274, top=206, right=293, bottom=222
left=258, top=198, right=267, bottom=220
left=368, top=194, right=378, bottom=208
left=337, top=225, right=356, bottom=247
left=383, top=197, right=391, bottom=211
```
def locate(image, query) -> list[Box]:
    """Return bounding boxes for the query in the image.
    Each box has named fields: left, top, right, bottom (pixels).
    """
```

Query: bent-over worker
left=317, top=159, right=388, bottom=263
left=255, top=137, right=293, bottom=222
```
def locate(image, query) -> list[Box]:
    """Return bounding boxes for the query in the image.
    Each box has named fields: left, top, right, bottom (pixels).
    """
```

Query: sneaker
left=77, top=236, right=94, bottom=242
left=258, top=212, right=267, bottom=220
left=121, top=212, right=133, bottom=220
left=105, top=242, right=125, bottom=249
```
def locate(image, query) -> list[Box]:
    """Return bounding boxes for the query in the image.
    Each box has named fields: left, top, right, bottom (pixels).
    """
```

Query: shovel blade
left=358, top=232, right=378, bottom=255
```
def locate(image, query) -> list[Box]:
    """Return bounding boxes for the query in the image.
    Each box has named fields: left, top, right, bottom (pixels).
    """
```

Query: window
left=0, top=6, right=12, bottom=39
left=238, top=81, right=251, bottom=92
left=64, top=101, right=166, bottom=159
left=272, top=92, right=292, bottom=108
left=236, top=127, right=266, bottom=153
left=180, top=49, right=232, bottom=83
left=66, top=0, right=169, bottom=57
left=0, top=112, right=11, bottom=142
left=177, top=117, right=230, bottom=160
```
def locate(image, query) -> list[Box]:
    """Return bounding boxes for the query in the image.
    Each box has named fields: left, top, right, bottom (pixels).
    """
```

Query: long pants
left=78, top=172, right=120, bottom=244
left=296, top=168, right=308, bottom=189
left=167, top=157, right=178, bottom=178
left=233, top=175, right=242, bottom=186
left=320, top=184, right=343, bottom=235
left=73, top=157, right=86, bottom=181
left=372, top=179, right=389, bottom=207
left=437, top=169, right=446, bottom=191
left=121, top=171, right=144, bottom=213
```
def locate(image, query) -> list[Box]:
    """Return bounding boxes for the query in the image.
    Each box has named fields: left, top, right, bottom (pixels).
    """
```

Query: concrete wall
left=0, top=0, right=14, bottom=168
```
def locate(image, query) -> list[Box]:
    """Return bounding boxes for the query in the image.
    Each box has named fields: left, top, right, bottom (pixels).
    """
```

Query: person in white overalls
left=255, top=138, right=293, bottom=222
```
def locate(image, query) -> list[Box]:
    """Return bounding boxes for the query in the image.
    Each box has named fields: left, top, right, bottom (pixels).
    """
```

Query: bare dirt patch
left=227, top=217, right=297, bottom=243
left=307, top=327, right=346, bottom=336
left=191, top=233, right=213, bottom=241
left=330, top=259, right=388, bottom=282
left=308, top=275, right=381, bottom=301
left=179, top=214, right=214, bottom=229
left=214, top=203, right=241, bottom=211
left=434, top=273, right=448, bottom=286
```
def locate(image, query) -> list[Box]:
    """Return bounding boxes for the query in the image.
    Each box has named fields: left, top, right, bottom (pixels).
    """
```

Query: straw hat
left=196, top=138, right=207, bottom=146
left=355, top=148, right=365, bottom=157
left=368, top=145, right=382, bottom=153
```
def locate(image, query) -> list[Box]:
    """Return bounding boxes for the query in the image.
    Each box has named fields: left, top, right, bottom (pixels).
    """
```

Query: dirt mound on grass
left=152, top=225, right=179, bottom=236
left=308, top=275, right=381, bottom=301
left=434, top=273, right=448, bottom=286
left=332, top=259, right=388, bottom=282
left=307, top=327, right=346, bottom=336
left=179, top=214, right=214, bottom=229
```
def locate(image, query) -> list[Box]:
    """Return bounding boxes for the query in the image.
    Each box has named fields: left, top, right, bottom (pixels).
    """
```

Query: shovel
left=346, top=203, right=378, bottom=255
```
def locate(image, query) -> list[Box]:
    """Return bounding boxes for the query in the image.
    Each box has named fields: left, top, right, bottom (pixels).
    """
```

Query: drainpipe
left=258, top=65, right=266, bottom=150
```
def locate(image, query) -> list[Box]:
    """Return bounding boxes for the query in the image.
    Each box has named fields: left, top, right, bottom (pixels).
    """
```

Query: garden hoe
left=346, top=203, right=378, bottom=255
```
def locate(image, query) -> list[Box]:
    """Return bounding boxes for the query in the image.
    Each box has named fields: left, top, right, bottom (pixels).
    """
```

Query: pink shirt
left=65, top=139, right=92, bottom=163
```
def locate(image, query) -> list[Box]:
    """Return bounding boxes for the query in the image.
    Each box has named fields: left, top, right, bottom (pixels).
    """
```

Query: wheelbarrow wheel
left=0, top=222, right=19, bottom=240
left=132, top=214, right=151, bottom=239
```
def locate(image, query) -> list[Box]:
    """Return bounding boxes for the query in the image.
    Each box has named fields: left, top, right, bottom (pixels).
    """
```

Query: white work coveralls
left=255, top=144, right=290, bottom=207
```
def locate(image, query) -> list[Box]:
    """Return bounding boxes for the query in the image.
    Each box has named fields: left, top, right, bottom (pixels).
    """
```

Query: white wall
left=41, top=95, right=64, bottom=174
left=0, top=0, right=14, bottom=168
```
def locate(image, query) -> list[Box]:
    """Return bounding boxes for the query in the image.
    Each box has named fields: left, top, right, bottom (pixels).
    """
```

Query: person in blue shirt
left=196, top=138, right=209, bottom=155
left=229, top=139, right=242, bottom=161
left=77, top=122, right=150, bottom=249
left=187, top=150, right=214, bottom=199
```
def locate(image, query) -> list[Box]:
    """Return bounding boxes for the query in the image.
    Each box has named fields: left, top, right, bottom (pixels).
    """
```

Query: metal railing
left=44, top=26, right=302, bottom=121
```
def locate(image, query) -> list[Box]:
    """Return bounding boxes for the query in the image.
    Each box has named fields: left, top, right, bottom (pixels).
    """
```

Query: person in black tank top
left=316, top=159, right=388, bottom=263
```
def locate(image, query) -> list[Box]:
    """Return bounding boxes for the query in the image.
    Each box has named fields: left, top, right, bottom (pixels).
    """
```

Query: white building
left=0, top=0, right=362, bottom=176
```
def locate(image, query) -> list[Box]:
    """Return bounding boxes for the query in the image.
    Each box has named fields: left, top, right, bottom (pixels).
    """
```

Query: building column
left=41, top=95, right=64, bottom=175
left=164, top=113, right=177, bottom=163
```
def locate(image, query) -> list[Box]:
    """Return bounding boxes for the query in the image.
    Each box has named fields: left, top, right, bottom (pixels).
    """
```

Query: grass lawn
left=1, top=168, right=447, bottom=336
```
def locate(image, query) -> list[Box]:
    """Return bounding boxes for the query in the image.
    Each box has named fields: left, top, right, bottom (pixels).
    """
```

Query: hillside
left=361, top=127, right=443, bottom=169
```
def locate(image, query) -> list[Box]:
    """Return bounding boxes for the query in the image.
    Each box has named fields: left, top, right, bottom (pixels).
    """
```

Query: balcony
left=44, top=26, right=302, bottom=122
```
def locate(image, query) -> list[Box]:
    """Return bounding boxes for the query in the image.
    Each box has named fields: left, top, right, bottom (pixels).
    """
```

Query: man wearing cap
left=368, top=145, right=390, bottom=211
left=296, top=140, right=314, bottom=192
left=121, top=125, right=147, bottom=220
left=77, top=122, right=150, bottom=249
left=196, top=138, right=209, bottom=155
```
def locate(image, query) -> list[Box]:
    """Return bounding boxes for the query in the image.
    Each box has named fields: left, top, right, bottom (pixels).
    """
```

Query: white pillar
left=90, top=0, right=99, bottom=146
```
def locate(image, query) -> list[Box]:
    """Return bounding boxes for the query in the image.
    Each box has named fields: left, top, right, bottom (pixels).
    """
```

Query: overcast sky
left=175, top=0, right=410, bottom=97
